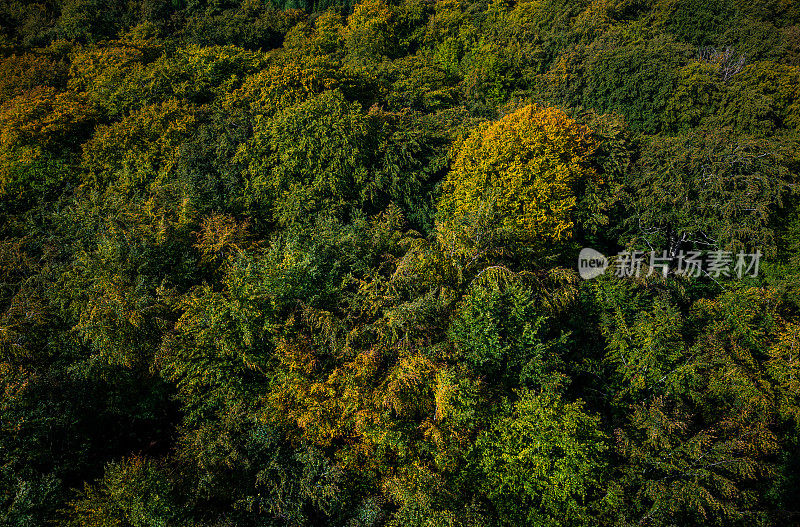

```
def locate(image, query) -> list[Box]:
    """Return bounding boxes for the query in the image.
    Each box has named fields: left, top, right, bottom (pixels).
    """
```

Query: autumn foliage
left=1, top=0, right=799, bottom=526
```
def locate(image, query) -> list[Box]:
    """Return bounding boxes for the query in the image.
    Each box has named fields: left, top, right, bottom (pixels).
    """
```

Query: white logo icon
left=578, top=248, right=608, bottom=280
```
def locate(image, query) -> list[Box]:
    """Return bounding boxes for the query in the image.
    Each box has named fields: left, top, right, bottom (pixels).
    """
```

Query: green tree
left=478, top=389, right=609, bottom=527
left=625, top=128, right=796, bottom=257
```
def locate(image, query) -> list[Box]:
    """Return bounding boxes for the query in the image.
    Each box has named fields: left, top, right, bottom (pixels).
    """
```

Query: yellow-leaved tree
left=436, top=104, right=597, bottom=265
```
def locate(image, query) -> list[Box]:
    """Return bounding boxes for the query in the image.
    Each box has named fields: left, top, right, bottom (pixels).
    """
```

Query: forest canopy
left=1, top=0, right=800, bottom=526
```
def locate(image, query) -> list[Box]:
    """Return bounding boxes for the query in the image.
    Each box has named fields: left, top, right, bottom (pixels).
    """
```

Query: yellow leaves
left=69, top=41, right=151, bottom=92
left=283, top=10, right=346, bottom=57
left=436, top=104, right=597, bottom=257
left=267, top=372, right=347, bottom=447
left=0, top=86, right=95, bottom=149
left=433, top=368, right=461, bottom=423
left=81, top=98, right=196, bottom=190
left=267, top=329, right=442, bottom=464
left=0, top=85, right=95, bottom=196
left=382, top=353, right=436, bottom=418
left=766, top=322, right=800, bottom=422
left=230, top=62, right=339, bottom=117
left=348, top=0, right=394, bottom=30
left=195, top=214, right=251, bottom=266
left=344, top=0, right=396, bottom=58
left=0, top=53, right=67, bottom=104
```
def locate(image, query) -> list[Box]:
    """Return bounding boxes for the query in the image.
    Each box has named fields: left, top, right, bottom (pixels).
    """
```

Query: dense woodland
left=1, top=0, right=800, bottom=525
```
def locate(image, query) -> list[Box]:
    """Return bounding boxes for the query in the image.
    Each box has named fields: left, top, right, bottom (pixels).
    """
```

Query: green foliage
left=180, top=0, right=305, bottom=50
left=0, top=364, right=176, bottom=525
left=449, top=281, right=562, bottom=389
left=61, top=205, right=196, bottom=367
left=81, top=98, right=197, bottom=192
left=478, top=389, right=609, bottom=527
left=55, top=0, right=136, bottom=42
left=581, top=32, right=691, bottom=133
left=625, top=128, right=796, bottom=256
left=590, top=276, right=798, bottom=526
left=68, top=457, right=183, bottom=527
left=344, top=0, right=398, bottom=60
left=241, top=89, right=375, bottom=225
left=1, top=1, right=799, bottom=526
left=656, top=0, right=737, bottom=46
left=664, top=61, right=722, bottom=131
left=241, top=89, right=435, bottom=228
left=718, top=61, right=800, bottom=132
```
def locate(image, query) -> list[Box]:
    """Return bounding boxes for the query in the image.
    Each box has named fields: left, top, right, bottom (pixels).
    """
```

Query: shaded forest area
left=1, top=0, right=800, bottom=525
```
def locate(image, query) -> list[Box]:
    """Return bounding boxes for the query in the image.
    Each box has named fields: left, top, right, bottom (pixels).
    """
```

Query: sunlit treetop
left=437, top=104, right=598, bottom=254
